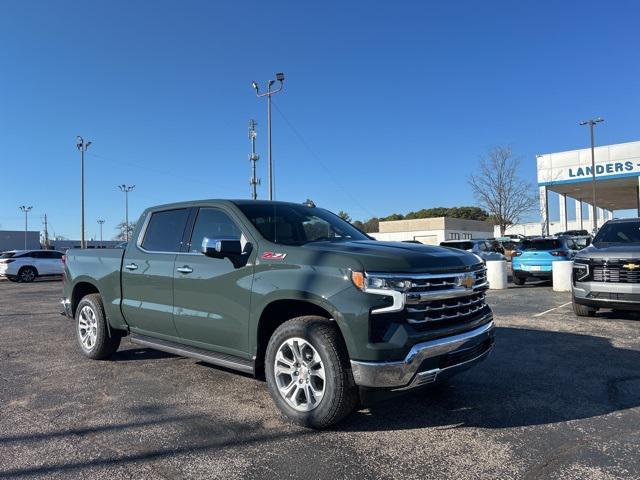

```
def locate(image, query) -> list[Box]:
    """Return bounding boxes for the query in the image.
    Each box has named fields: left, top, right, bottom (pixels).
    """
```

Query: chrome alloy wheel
left=274, top=337, right=326, bottom=412
left=78, top=305, right=98, bottom=351
left=20, top=269, right=35, bottom=282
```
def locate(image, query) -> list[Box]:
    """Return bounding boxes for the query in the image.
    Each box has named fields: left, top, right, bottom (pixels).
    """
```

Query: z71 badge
left=261, top=251, right=287, bottom=260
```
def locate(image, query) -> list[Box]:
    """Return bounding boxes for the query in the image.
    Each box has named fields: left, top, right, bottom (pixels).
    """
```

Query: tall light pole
left=19, top=206, right=32, bottom=249
left=76, top=136, right=92, bottom=248
left=118, top=185, right=135, bottom=242
left=579, top=117, right=604, bottom=234
left=252, top=72, right=285, bottom=200
left=97, top=219, right=105, bottom=248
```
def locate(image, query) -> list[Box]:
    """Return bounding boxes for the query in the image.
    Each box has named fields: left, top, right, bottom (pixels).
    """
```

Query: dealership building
left=370, top=217, right=494, bottom=245
left=499, top=140, right=640, bottom=237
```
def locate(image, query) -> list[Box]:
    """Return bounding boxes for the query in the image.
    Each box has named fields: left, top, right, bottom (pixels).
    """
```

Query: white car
left=0, top=250, right=65, bottom=282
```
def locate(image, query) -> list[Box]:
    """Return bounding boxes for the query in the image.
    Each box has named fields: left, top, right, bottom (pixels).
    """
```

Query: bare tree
left=468, top=146, right=537, bottom=236
left=337, top=211, right=352, bottom=222
left=114, top=221, right=136, bottom=241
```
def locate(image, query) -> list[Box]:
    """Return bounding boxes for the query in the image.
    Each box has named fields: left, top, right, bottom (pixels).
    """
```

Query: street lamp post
left=579, top=117, right=604, bottom=234
left=76, top=136, right=92, bottom=248
left=19, top=206, right=32, bottom=249
left=97, top=219, right=105, bottom=248
left=118, top=185, right=135, bottom=242
left=252, top=72, right=285, bottom=201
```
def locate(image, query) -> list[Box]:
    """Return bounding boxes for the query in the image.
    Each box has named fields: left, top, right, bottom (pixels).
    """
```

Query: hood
left=577, top=243, right=640, bottom=261
left=300, top=240, right=481, bottom=273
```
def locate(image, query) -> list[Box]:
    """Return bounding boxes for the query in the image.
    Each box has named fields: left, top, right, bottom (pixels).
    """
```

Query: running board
left=129, top=334, right=254, bottom=375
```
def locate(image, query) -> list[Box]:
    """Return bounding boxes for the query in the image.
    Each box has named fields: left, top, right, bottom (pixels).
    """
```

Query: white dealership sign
left=537, top=140, right=640, bottom=186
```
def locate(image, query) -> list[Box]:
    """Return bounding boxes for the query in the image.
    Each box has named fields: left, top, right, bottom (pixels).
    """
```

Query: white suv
left=0, top=250, right=65, bottom=283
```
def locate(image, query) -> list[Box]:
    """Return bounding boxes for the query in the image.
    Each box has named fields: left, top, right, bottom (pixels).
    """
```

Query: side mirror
left=202, top=237, right=242, bottom=258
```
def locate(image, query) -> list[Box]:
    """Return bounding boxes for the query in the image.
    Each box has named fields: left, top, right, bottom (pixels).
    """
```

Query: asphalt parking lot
left=1, top=278, right=639, bottom=479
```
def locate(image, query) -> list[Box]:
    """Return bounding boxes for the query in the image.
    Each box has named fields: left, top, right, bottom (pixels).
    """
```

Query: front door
left=172, top=207, right=254, bottom=358
left=121, top=208, right=190, bottom=339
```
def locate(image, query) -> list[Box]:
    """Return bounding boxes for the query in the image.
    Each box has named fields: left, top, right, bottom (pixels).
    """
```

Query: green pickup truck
left=62, top=199, right=494, bottom=428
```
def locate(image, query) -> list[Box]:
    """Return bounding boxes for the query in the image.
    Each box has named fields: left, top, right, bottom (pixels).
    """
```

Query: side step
left=129, top=334, right=254, bottom=375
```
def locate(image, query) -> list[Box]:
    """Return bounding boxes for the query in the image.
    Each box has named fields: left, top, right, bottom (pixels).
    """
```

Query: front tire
left=18, top=266, right=37, bottom=283
left=265, top=316, right=358, bottom=429
left=75, top=293, right=121, bottom=359
left=512, top=272, right=526, bottom=285
left=573, top=299, right=597, bottom=317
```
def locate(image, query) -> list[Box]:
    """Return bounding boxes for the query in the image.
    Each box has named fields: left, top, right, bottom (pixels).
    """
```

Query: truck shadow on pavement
left=343, top=326, right=640, bottom=431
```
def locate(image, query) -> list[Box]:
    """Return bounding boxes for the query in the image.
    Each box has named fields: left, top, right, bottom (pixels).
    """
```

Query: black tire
left=75, top=293, right=121, bottom=359
left=512, top=273, right=526, bottom=285
left=18, top=266, right=37, bottom=283
left=265, top=316, right=358, bottom=429
left=573, top=299, right=596, bottom=317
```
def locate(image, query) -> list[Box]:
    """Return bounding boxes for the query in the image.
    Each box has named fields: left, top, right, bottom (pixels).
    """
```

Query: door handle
left=125, top=263, right=138, bottom=271
left=176, top=266, right=193, bottom=274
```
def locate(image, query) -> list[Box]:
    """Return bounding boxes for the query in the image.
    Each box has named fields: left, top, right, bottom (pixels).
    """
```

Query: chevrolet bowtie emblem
left=623, top=263, right=640, bottom=270
left=460, top=274, right=475, bottom=289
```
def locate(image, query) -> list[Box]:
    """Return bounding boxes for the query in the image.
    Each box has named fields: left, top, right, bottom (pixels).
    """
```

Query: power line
left=271, top=100, right=375, bottom=218
left=87, top=152, right=234, bottom=193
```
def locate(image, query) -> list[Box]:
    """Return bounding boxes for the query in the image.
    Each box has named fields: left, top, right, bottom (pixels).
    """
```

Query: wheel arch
left=71, top=280, right=101, bottom=317
left=254, top=298, right=346, bottom=379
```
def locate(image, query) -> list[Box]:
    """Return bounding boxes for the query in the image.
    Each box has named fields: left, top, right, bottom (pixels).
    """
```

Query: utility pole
left=43, top=214, right=50, bottom=249
left=97, top=219, right=105, bottom=248
left=579, top=117, right=604, bottom=234
left=19, top=206, right=32, bottom=250
left=248, top=119, right=260, bottom=199
left=118, top=185, right=135, bottom=242
left=252, top=72, right=285, bottom=200
left=76, top=136, right=92, bottom=248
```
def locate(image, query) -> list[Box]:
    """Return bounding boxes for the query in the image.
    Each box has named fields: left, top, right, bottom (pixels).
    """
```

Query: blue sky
left=1, top=1, right=639, bottom=239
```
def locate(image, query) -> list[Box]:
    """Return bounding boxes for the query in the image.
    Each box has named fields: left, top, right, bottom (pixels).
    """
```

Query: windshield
left=0, top=252, right=16, bottom=259
left=520, top=239, right=561, bottom=251
left=235, top=203, right=369, bottom=246
left=593, top=221, right=640, bottom=244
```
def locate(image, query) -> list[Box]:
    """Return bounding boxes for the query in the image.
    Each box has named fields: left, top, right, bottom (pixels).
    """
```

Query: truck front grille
left=406, top=291, right=487, bottom=323
left=368, top=267, right=491, bottom=342
left=593, top=266, right=640, bottom=283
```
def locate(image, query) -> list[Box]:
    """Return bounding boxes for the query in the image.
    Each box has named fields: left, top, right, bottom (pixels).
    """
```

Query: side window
left=141, top=209, right=189, bottom=252
left=30, top=251, right=43, bottom=258
left=51, top=252, right=64, bottom=259
left=189, top=208, right=241, bottom=253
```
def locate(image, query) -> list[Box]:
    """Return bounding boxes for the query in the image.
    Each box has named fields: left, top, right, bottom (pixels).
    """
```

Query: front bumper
left=350, top=320, right=495, bottom=390
left=60, top=297, right=72, bottom=317
left=573, top=281, right=640, bottom=311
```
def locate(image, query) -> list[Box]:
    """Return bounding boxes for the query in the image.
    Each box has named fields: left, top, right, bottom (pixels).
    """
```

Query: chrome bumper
left=60, top=298, right=72, bottom=317
left=350, top=320, right=495, bottom=390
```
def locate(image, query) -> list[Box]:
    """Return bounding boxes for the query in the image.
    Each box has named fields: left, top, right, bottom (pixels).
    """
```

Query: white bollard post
left=552, top=260, right=573, bottom=292
left=486, top=260, right=508, bottom=289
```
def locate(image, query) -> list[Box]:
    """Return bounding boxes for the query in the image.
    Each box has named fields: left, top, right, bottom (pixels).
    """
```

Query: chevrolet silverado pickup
left=62, top=200, right=495, bottom=428
left=572, top=218, right=640, bottom=316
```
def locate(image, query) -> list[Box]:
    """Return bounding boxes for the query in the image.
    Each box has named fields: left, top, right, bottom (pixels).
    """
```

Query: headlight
left=572, top=262, right=589, bottom=282
left=351, top=272, right=412, bottom=292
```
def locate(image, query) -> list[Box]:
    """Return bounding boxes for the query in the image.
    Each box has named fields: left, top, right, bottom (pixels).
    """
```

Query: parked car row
left=0, top=250, right=64, bottom=282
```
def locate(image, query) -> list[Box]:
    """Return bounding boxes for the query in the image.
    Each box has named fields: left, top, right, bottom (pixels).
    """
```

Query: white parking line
left=533, top=302, right=572, bottom=317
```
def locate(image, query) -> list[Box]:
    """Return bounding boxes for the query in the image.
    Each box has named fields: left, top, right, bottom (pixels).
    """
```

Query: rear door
left=121, top=208, right=190, bottom=339
left=172, top=206, right=255, bottom=357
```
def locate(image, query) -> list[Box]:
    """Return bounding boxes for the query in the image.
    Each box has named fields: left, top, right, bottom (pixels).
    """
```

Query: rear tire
left=265, top=316, right=358, bottom=429
left=75, top=293, right=121, bottom=359
left=572, top=299, right=596, bottom=317
left=512, top=273, right=526, bottom=285
left=18, top=266, right=37, bottom=283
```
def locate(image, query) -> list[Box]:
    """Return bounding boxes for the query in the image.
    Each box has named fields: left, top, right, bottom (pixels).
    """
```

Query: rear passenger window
left=189, top=208, right=241, bottom=253
left=141, top=209, right=189, bottom=252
